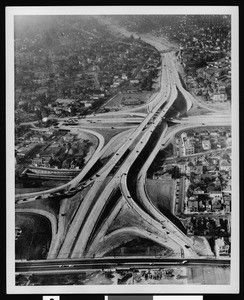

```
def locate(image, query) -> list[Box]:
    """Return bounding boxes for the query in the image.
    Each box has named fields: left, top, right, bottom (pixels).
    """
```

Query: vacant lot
left=195, top=95, right=231, bottom=112
left=15, top=213, right=52, bottom=260
left=85, top=126, right=133, bottom=145
left=145, top=178, right=175, bottom=213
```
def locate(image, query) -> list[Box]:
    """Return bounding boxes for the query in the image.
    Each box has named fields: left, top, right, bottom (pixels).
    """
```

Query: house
left=215, top=238, right=230, bottom=256
left=122, top=73, right=128, bottom=80
left=130, top=79, right=139, bottom=84
left=64, top=134, right=75, bottom=142
left=80, top=101, right=92, bottom=108
left=36, top=87, right=48, bottom=95
left=125, top=87, right=139, bottom=93
left=226, top=137, right=232, bottom=146
left=30, top=136, right=44, bottom=143
left=220, top=159, right=231, bottom=172
left=210, top=132, right=219, bottom=138
left=188, top=199, right=199, bottom=212
left=192, top=165, right=203, bottom=174
left=184, top=139, right=195, bottom=155
left=54, top=107, right=63, bottom=115
left=123, top=98, right=142, bottom=106
left=202, top=139, right=211, bottom=151
left=32, top=157, right=43, bottom=167
left=218, top=85, right=226, bottom=94
left=201, top=173, right=214, bottom=180
left=46, top=128, right=57, bottom=136
left=193, top=187, right=205, bottom=195
left=16, top=147, right=29, bottom=158
left=210, top=92, right=227, bottom=102
left=50, top=143, right=60, bottom=151
left=56, top=98, right=75, bottom=106
left=209, top=191, right=223, bottom=205
left=222, top=179, right=231, bottom=193
left=41, top=157, right=51, bottom=167
left=223, top=192, right=231, bottom=212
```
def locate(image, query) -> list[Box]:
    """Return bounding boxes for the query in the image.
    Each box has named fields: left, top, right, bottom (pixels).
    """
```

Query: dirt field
left=15, top=213, right=52, bottom=260
left=194, top=95, right=231, bottom=112
left=145, top=178, right=175, bottom=213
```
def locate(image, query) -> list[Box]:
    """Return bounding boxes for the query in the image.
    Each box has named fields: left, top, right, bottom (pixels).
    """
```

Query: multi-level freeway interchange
left=15, top=34, right=231, bottom=275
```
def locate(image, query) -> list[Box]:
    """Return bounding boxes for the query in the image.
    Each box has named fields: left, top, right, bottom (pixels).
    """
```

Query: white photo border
left=6, top=5, right=239, bottom=294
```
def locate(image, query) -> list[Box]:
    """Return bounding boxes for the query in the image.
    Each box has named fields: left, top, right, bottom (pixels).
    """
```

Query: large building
left=181, top=132, right=195, bottom=155
left=123, top=97, right=142, bottom=106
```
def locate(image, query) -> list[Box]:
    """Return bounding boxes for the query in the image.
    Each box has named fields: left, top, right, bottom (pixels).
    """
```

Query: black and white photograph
left=6, top=6, right=239, bottom=294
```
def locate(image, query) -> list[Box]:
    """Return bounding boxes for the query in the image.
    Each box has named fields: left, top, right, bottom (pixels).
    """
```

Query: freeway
left=57, top=52, right=174, bottom=259
left=16, top=257, right=230, bottom=275
left=67, top=53, right=196, bottom=258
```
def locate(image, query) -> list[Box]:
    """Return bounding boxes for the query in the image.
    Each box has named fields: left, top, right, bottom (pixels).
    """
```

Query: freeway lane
left=16, top=257, right=230, bottom=274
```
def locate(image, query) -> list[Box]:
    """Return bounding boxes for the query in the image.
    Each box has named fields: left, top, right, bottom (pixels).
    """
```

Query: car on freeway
left=65, top=187, right=78, bottom=196
left=69, top=187, right=77, bottom=192
left=49, top=192, right=63, bottom=199
left=59, top=264, right=74, bottom=268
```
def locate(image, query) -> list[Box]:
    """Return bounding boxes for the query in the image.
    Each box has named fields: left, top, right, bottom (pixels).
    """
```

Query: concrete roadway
left=75, top=65, right=193, bottom=258
left=16, top=257, right=230, bottom=275
left=69, top=88, right=173, bottom=257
